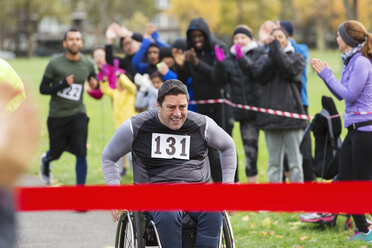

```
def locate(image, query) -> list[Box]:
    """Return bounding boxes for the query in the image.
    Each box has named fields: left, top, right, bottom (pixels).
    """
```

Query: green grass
left=8, top=52, right=371, bottom=247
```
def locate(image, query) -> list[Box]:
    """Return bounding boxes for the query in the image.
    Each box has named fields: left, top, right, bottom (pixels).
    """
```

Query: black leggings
left=338, top=129, right=372, bottom=233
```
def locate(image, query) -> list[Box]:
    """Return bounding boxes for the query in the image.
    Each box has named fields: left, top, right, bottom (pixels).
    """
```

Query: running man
left=102, top=79, right=237, bottom=248
left=39, top=28, right=97, bottom=185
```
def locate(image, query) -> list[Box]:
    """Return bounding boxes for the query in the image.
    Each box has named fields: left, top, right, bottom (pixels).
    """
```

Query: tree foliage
left=83, top=0, right=156, bottom=27
left=357, top=0, right=372, bottom=30
left=293, top=0, right=346, bottom=49
left=0, top=0, right=66, bottom=55
left=168, top=0, right=280, bottom=38
left=1, top=0, right=372, bottom=54
left=167, top=0, right=221, bottom=33
left=216, top=0, right=280, bottom=38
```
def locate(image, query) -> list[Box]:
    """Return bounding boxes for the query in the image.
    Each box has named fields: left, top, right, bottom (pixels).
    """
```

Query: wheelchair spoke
left=123, top=221, right=134, bottom=248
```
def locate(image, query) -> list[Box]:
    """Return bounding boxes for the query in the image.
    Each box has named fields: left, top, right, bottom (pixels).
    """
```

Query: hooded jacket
left=176, top=18, right=232, bottom=129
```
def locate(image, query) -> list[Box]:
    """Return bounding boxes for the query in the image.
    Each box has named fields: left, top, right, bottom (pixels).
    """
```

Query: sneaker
left=367, top=218, right=372, bottom=227
left=299, top=212, right=335, bottom=223
left=120, top=167, right=127, bottom=178
left=349, top=229, right=372, bottom=243
left=39, top=153, right=52, bottom=185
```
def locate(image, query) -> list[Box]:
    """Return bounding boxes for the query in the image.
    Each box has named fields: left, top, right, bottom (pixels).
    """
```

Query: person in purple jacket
left=312, top=20, right=372, bottom=243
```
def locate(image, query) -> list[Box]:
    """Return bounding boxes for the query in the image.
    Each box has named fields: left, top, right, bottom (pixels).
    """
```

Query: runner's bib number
left=57, top=84, right=82, bottom=101
left=151, top=133, right=190, bottom=160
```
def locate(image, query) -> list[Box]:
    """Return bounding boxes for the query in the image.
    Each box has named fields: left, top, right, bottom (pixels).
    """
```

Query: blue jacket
left=290, top=39, right=309, bottom=107
left=132, top=31, right=169, bottom=75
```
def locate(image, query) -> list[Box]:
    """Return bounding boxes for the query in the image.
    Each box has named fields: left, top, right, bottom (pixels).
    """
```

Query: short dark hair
left=63, top=27, right=81, bottom=41
left=157, top=79, right=189, bottom=106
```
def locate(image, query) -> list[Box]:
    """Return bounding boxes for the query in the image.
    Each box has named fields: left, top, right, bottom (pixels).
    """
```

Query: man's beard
left=66, top=47, right=80, bottom=55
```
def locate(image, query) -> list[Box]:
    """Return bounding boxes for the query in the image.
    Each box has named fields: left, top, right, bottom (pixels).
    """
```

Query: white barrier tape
left=328, top=112, right=372, bottom=119
left=189, top=99, right=312, bottom=120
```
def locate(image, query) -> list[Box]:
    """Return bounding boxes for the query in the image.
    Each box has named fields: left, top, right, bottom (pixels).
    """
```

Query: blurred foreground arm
left=0, top=84, right=40, bottom=189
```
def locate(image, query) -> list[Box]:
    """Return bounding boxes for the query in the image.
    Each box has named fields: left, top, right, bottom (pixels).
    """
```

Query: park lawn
left=8, top=51, right=370, bottom=248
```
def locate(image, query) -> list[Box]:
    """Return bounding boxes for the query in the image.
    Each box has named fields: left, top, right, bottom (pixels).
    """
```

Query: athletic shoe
left=349, top=229, right=372, bottom=243
left=39, top=153, right=52, bottom=185
left=120, top=167, right=127, bottom=178
left=299, top=212, right=335, bottom=223
left=367, top=218, right=372, bottom=226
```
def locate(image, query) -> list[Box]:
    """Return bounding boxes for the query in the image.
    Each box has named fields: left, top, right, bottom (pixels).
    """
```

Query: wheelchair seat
left=115, top=211, right=235, bottom=248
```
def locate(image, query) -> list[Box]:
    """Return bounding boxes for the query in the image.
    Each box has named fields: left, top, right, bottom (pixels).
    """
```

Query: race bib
left=57, top=84, right=82, bottom=101
left=151, top=133, right=190, bottom=160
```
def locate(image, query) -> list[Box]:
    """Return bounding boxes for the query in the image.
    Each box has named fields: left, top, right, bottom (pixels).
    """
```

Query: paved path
left=16, top=175, right=117, bottom=248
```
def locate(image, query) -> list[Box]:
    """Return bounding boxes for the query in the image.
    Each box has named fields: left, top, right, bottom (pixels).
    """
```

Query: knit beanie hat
left=233, top=26, right=252, bottom=39
left=171, top=38, right=187, bottom=51
left=280, top=21, right=294, bottom=37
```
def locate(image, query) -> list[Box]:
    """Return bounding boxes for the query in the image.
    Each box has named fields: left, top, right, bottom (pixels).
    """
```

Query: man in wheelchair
left=102, top=79, right=237, bottom=248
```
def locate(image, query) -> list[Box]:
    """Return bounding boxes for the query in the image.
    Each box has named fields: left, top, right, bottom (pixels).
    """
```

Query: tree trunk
left=236, top=0, right=243, bottom=24
left=27, top=32, right=34, bottom=57
left=343, top=0, right=358, bottom=20
left=316, top=19, right=326, bottom=50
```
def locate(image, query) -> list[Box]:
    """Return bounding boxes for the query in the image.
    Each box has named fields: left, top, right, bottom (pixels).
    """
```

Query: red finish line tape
left=15, top=182, right=372, bottom=214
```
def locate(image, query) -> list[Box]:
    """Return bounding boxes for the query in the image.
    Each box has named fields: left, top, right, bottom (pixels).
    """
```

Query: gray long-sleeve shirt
left=102, top=109, right=236, bottom=185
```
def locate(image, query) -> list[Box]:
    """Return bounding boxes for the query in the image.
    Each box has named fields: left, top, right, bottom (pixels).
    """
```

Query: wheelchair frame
left=115, top=210, right=235, bottom=248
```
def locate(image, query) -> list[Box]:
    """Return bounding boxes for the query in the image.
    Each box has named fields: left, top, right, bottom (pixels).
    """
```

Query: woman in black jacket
left=213, top=25, right=267, bottom=183
left=255, top=27, right=307, bottom=182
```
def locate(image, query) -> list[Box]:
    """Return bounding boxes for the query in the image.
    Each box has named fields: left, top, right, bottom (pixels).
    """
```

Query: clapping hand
left=172, top=48, right=185, bottom=67
left=116, top=26, right=132, bottom=38
left=311, top=58, right=329, bottom=74
left=106, top=23, right=119, bottom=44
left=214, top=45, right=225, bottom=62
left=134, top=73, right=151, bottom=92
left=265, top=35, right=276, bottom=45
left=185, top=48, right=199, bottom=66
left=66, top=74, right=74, bottom=86
left=157, top=62, right=169, bottom=76
left=234, top=44, right=243, bottom=60
left=88, top=76, right=98, bottom=89
left=258, top=21, right=277, bottom=46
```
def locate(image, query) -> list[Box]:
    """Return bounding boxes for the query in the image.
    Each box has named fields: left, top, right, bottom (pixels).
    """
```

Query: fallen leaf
left=262, top=217, right=271, bottom=227
left=242, top=216, right=249, bottom=222
left=299, top=236, right=309, bottom=241
left=259, top=231, right=268, bottom=236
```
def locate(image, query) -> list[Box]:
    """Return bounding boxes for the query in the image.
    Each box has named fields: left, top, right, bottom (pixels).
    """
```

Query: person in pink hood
left=86, top=47, right=125, bottom=99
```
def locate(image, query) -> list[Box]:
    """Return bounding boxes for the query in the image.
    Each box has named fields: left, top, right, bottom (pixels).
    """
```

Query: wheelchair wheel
left=133, top=212, right=146, bottom=248
left=219, top=211, right=235, bottom=248
left=115, top=211, right=137, bottom=248
left=148, top=220, right=162, bottom=248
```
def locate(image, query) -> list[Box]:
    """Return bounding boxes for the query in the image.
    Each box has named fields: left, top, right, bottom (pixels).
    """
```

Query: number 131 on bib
left=151, top=133, right=190, bottom=160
